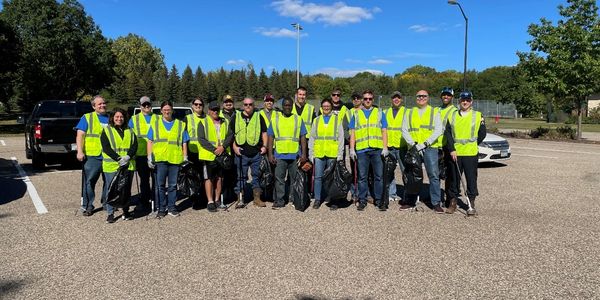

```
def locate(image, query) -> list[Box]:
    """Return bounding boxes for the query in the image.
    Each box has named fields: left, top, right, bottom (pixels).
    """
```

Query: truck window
left=34, top=101, right=92, bottom=118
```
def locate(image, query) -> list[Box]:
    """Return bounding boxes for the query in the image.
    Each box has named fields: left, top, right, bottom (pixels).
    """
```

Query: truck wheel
left=32, top=151, right=45, bottom=169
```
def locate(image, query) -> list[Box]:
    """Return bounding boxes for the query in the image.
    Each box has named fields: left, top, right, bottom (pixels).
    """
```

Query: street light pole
left=291, top=23, right=303, bottom=89
left=448, top=0, right=468, bottom=91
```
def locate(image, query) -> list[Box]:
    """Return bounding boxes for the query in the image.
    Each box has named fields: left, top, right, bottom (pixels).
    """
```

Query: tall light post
left=448, top=0, right=468, bottom=91
left=291, top=23, right=303, bottom=88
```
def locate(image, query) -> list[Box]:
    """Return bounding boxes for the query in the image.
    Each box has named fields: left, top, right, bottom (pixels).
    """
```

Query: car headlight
left=480, top=142, right=492, bottom=148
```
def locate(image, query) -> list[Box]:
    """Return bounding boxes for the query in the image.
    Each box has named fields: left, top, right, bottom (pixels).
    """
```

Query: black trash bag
left=177, top=161, right=203, bottom=198
left=438, top=149, right=446, bottom=180
left=216, top=153, right=234, bottom=170
left=290, top=163, right=310, bottom=211
left=323, top=160, right=352, bottom=201
left=380, top=154, right=398, bottom=209
left=106, top=167, right=132, bottom=208
left=258, top=155, right=274, bottom=189
left=402, top=146, right=423, bottom=195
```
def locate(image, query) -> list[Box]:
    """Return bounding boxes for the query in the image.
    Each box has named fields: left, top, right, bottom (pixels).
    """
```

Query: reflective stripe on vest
left=407, top=106, right=436, bottom=145
left=313, top=115, right=339, bottom=158
left=132, top=113, right=155, bottom=156
left=260, top=109, right=272, bottom=129
left=385, top=107, right=406, bottom=149
left=84, top=112, right=104, bottom=156
left=450, top=110, right=482, bottom=156
left=199, top=118, right=230, bottom=161
left=432, top=105, right=458, bottom=148
left=235, top=111, right=260, bottom=146
left=152, top=117, right=184, bottom=164
left=102, top=126, right=136, bottom=173
left=354, top=108, right=383, bottom=150
left=186, top=114, right=205, bottom=153
left=272, top=112, right=300, bottom=154
left=292, top=103, right=314, bottom=139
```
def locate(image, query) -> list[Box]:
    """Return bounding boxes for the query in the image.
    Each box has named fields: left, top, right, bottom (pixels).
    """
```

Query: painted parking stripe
left=511, top=153, right=558, bottom=159
left=512, top=146, right=600, bottom=155
left=11, top=157, right=48, bottom=214
left=0, top=140, right=5, bottom=146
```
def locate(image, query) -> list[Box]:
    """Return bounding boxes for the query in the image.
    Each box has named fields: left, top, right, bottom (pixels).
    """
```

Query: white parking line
left=511, top=154, right=558, bottom=159
left=512, top=146, right=600, bottom=155
left=10, top=157, right=48, bottom=214
left=0, top=140, right=5, bottom=146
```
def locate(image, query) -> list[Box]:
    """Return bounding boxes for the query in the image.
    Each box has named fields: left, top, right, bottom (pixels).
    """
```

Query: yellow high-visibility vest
left=432, top=105, right=458, bottom=148
left=292, top=103, right=314, bottom=139
left=272, top=112, right=301, bottom=154
left=313, top=114, right=339, bottom=158
left=151, top=118, right=184, bottom=164
left=385, top=107, right=406, bottom=149
left=83, top=112, right=104, bottom=156
left=354, top=108, right=383, bottom=151
left=449, top=110, right=482, bottom=156
left=235, top=111, right=260, bottom=146
left=131, top=113, right=156, bottom=156
left=102, top=126, right=136, bottom=173
left=407, top=105, right=437, bottom=146
left=186, top=113, right=205, bottom=154
left=260, top=109, right=273, bottom=129
left=199, top=118, right=230, bottom=161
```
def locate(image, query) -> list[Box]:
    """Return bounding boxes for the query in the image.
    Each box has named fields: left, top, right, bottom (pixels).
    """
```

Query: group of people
left=75, top=86, right=486, bottom=223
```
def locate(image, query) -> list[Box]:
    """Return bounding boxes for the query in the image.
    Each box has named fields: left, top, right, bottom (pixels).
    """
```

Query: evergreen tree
left=166, top=64, right=180, bottom=102
left=179, top=65, right=194, bottom=103
left=258, top=68, right=270, bottom=97
left=153, top=65, right=169, bottom=102
left=246, top=68, right=258, bottom=99
left=193, top=66, right=207, bottom=99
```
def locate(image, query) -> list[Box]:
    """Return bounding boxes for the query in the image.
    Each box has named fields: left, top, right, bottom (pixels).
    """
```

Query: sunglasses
left=331, top=93, right=341, bottom=97
left=141, top=103, right=151, bottom=107
left=460, top=98, right=473, bottom=102
left=363, top=97, right=373, bottom=101
left=243, top=103, right=254, bottom=107
left=416, top=95, right=428, bottom=98
left=193, top=103, right=203, bottom=106
left=209, top=108, right=220, bottom=112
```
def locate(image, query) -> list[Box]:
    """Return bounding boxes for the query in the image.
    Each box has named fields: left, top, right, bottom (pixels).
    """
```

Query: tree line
left=1, top=0, right=598, bottom=132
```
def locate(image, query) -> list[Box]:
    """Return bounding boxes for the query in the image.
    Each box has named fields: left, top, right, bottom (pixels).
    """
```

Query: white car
left=478, top=133, right=511, bottom=163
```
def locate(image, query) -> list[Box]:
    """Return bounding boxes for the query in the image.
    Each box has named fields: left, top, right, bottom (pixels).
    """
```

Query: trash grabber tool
left=76, top=159, right=88, bottom=216
left=235, top=155, right=246, bottom=209
left=353, top=158, right=358, bottom=205
left=453, top=159, right=475, bottom=216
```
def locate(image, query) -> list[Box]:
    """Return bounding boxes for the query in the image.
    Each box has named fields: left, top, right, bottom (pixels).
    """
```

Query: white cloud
left=344, top=58, right=363, bottom=63
left=368, top=59, right=392, bottom=65
left=254, top=27, right=308, bottom=38
left=409, top=24, right=438, bottom=33
left=226, top=59, right=247, bottom=65
left=314, top=67, right=384, bottom=78
left=271, top=0, right=380, bottom=26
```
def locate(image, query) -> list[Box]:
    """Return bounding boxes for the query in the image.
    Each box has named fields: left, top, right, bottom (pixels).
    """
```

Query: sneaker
left=207, top=202, right=217, bottom=213
left=235, top=201, right=247, bottom=209
left=467, top=208, right=477, bottom=216
left=122, top=212, right=134, bottom=220
left=82, top=210, right=93, bottom=217
left=433, top=204, right=444, bottom=214
left=399, top=204, right=413, bottom=211
left=312, top=200, right=321, bottom=209
left=329, top=204, right=338, bottom=211
left=168, top=210, right=180, bottom=217
left=378, top=205, right=387, bottom=211
left=357, top=202, right=366, bottom=211
left=157, top=211, right=167, bottom=218
left=106, top=214, right=115, bottom=224
left=272, top=202, right=284, bottom=210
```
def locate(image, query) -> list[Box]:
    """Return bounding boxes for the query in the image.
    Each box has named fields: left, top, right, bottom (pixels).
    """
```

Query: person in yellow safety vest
left=349, top=89, right=389, bottom=211
left=146, top=101, right=189, bottom=218
left=267, top=97, right=308, bottom=209
left=100, top=108, right=138, bottom=223
left=348, top=92, right=363, bottom=201
left=231, top=97, right=268, bottom=209
left=400, top=90, right=445, bottom=213
left=385, top=91, right=408, bottom=202
left=128, top=96, right=157, bottom=212
left=292, top=86, right=316, bottom=139
left=260, top=93, right=275, bottom=129
left=444, top=91, right=486, bottom=215
left=198, top=101, right=234, bottom=213
left=321, top=88, right=351, bottom=150
left=185, top=97, right=206, bottom=210
left=75, top=95, right=110, bottom=216
left=309, top=98, right=344, bottom=210
left=436, top=87, right=459, bottom=208
left=220, top=94, right=236, bottom=121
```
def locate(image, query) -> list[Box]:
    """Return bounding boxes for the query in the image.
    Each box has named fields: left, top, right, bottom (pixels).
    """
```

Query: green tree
left=246, top=68, right=258, bottom=99
left=0, top=17, right=20, bottom=111
left=0, top=0, right=114, bottom=111
left=166, top=64, right=180, bottom=102
left=228, top=69, right=246, bottom=100
left=215, top=67, right=229, bottom=101
left=193, top=66, right=206, bottom=99
left=518, top=0, right=600, bottom=139
left=179, top=65, right=194, bottom=103
left=110, top=33, right=164, bottom=103
left=257, top=68, right=270, bottom=97
left=153, top=65, right=169, bottom=102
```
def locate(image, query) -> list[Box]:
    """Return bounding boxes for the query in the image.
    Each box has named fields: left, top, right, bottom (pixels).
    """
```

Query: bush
left=530, top=126, right=575, bottom=140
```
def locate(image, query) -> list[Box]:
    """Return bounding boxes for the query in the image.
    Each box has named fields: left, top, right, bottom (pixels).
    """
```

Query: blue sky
left=77, top=0, right=566, bottom=77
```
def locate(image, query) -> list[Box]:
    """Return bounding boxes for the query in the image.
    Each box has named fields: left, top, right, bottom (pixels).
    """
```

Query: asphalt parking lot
left=1, top=135, right=599, bottom=299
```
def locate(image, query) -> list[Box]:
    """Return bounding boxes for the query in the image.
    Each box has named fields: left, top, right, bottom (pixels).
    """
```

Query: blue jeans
left=274, top=159, right=297, bottom=205
left=156, top=162, right=179, bottom=212
left=422, top=147, right=441, bottom=206
left=388, top=148, right=407, bottom=198
left=103, top=171, right=133, bottom=215
left=81, top=156, right=106, bottom=211
left=314, top=157, right=335, bottom=201
left=357, top=149, right=383, bottom=204
left=236, top=154, right=262, bottom=193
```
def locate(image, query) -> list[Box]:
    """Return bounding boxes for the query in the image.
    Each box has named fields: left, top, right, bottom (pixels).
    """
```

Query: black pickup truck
left=20, top=100, right=93, bottom=168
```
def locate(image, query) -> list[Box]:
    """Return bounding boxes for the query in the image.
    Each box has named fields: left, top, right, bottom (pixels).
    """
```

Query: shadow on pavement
left=0, top=279, right=27, bottom=298
left=295, top=295, right=359, bottom=300
left=478, top=161, right=508, bottom=168
left=0, top=158, right=27, bottom=205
